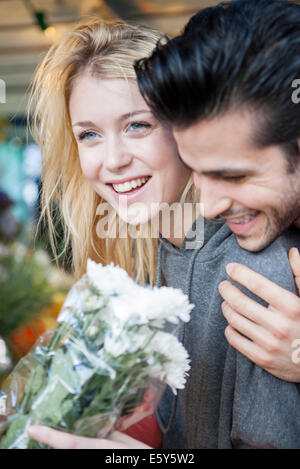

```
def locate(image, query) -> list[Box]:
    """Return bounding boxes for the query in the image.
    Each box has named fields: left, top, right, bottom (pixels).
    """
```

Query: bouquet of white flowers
left=0, top=260, right=193, bottom=449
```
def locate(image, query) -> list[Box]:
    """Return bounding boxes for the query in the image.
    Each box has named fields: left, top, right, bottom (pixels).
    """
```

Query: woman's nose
left=103, top=136, right=133, bottom=172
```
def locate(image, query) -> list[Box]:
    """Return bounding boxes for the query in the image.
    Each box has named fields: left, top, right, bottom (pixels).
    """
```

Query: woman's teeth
left=112, top=177, right=149, bottom=193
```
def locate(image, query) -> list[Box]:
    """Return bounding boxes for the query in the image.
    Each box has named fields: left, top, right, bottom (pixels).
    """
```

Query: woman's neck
left=159, top=202, right=200, bottom=248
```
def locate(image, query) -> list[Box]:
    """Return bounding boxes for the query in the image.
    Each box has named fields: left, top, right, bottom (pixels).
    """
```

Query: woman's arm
left=27, top=426, right=152, bottom=449
left=27, top=413, right=162, bottom=449
left=219, top=247, right=300, bottom=382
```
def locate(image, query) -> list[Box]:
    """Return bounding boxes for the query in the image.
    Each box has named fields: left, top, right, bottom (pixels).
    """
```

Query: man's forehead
left=172, top=112, right=278, bottom=173
left=173, top=109, right=256, bottom=147
left=175, top=134, right=259, bottom=173
left=176, top=132, right=288, bottom=178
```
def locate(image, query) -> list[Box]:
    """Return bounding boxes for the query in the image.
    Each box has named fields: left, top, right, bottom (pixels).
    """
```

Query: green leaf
left=19, top=364, right=46, bottom=413
left=31, top=378, right=70, bottom=424
left=0, top=414, right=31, bottom=449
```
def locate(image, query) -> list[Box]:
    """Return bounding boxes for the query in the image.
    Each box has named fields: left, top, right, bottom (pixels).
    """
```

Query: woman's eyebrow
left=72, top=110, right=152, bottom=128
left=72, top=120, right=96, bottom=128
left=120, top=110, right=152, bottom=120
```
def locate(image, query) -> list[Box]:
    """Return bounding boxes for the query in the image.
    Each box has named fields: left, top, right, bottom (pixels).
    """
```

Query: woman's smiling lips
left=106, top=175, right=152, bottom=202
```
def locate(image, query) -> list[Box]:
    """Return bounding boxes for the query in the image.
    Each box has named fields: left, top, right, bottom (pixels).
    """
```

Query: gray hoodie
left=156, top=218, right=300, bottom=449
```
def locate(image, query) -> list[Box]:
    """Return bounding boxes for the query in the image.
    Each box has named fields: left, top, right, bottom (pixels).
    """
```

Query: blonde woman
left=28, top=18, right=197, bottom=288
left=25, top=18, right=197, bottom=449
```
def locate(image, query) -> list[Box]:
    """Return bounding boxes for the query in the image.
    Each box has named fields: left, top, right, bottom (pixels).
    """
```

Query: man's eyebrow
left=72, top=110, right=151, bottom=128
left=176, top=155, right=255, bottom=175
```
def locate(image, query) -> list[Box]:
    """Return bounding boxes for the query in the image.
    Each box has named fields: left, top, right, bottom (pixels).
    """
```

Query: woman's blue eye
left=78, top=131, right=97, bottom=141
left=129, top=122, right=151, bottom=132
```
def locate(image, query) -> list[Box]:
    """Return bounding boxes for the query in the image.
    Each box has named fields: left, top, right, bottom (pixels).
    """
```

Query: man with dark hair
left=135, top=0, right=300, bottom=448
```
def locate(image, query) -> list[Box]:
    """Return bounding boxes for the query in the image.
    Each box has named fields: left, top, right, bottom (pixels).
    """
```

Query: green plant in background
left=0, top=242, right=55, bottom=339
left=34, top=195, right=73, bottom=274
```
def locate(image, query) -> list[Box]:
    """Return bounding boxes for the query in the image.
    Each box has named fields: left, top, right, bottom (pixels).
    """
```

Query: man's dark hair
left=135, top=0, right=300, bottom=171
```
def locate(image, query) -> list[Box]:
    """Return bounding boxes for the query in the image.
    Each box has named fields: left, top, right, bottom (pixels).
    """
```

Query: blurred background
left=0, top=0, right=226, bottom=377
left=0, top=0, right=299, bottom=376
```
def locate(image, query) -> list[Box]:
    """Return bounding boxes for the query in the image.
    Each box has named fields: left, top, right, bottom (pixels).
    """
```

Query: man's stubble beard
left=236, top=186, right=300, bottom=252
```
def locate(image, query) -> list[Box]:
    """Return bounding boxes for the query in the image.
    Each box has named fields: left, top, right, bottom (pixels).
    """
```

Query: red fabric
left=122, top=413, right=162, bottom=448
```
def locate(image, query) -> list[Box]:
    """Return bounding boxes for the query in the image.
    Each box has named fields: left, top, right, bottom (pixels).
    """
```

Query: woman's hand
left=27, top=425, right=152, bottom=449
left=219, top=247, right=300, bottom=382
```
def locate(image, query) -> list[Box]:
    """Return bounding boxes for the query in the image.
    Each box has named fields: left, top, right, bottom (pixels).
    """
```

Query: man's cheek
left=234, top=186, right=268, bottom=212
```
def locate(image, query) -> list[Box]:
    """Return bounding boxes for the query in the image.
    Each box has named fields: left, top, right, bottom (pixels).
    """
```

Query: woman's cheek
left=78, top=152, right=99, bottom=181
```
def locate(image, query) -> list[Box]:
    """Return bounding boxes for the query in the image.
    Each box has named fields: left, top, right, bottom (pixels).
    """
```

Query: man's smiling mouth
left=226, top=214, right=257, bottom=224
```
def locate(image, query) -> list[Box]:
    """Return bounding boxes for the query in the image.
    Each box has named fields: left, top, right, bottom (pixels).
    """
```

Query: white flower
left=133, top=287, right=193, bottom=326
left=87, top=260, right=135, bottom=296
left=145, top=331, right=191, bottom=394
left=104, top=282, right=193, bottom=328
left=62, top=260, right=192, bottom=393
left=87, top=259, right=193, bottom=325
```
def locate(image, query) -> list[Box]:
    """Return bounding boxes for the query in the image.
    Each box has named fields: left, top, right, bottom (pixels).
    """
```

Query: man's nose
left=103, top=136, right=133, bottom=172
left=193, top=173, right=232, bottom=219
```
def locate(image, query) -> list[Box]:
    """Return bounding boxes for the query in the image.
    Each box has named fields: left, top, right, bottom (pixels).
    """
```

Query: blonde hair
left=28, top=18, right=197, bottom=285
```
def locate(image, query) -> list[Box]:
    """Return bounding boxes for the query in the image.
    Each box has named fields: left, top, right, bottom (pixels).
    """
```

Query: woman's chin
left=117, top=202, right=160, bottom=227
left=118, top=211, right=150, bottom=227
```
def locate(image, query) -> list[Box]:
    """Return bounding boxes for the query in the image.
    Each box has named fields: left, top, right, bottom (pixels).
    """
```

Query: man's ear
left=294, top=138, right=300, bottom=168
left=297, top=138, right=300, bottom=168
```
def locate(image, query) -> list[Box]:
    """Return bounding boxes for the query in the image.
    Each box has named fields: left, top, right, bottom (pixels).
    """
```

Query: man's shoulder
left=224, top=226, right=300, bottom=294
left=264, top=225, right=300, bottom=257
